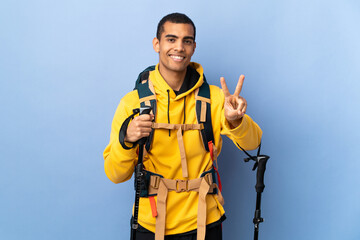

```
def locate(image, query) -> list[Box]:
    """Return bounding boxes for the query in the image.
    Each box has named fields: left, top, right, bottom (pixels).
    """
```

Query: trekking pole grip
left=138, top=106, right=153, bottom=145
left=255, top=155, right=270, bottom=193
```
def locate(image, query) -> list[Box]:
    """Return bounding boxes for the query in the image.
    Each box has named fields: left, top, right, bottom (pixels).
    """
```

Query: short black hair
left=156, top=13, right=196, bottom=40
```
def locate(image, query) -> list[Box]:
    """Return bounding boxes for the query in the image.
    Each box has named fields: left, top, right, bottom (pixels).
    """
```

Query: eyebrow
left=164, top=34, right=195, bottom=40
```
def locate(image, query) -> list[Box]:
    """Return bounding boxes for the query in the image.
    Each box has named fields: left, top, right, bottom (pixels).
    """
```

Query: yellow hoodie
left=103, top=62, right=262, bottom=235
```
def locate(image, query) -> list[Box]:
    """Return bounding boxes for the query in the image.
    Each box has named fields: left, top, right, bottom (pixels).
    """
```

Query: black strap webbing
left=236, top=142, right=262, bottom=161
left=196, top=78, right=214, bottom=152
left=119, top=109, right=140, bottom=150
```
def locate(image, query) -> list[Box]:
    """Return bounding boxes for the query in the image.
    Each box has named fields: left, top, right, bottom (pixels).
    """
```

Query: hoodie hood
left=149, top=62, right=205, bottom=100
left=133, top=62, right=206, bottom=135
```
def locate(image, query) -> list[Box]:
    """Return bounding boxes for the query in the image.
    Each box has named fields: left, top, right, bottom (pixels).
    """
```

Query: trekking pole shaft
left=132, top=143, right=145, bottom=240
left=133, top=146, right=144, bottom=220
left=253, top=192, right=262, bottom=240
left=256, top=192, right=262, bottom=212
left=254, top=229, right=259, bottom=240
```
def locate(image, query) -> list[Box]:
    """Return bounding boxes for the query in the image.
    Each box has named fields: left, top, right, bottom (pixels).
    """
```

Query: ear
left=153, top=37, right=160, bottom=53
left=189, top=41, right=196, bottom=57
left=193, top=41, right=196, bottom=54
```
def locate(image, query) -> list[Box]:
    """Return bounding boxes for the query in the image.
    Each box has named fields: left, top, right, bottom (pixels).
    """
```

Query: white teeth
left=171, top=55, right=184, bottom=60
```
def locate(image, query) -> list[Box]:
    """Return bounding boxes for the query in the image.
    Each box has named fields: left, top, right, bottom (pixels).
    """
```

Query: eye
left=184, top=40, right=193, bottom=45
left=167, top=38, right=175, bottom=43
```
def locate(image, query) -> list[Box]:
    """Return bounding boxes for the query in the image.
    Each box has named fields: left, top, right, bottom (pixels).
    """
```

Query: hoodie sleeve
left=103, top=91, right=140, bottom=184
left=214, top=86, right=263, bottom=151
left=221, top=113, right=263, bottom=150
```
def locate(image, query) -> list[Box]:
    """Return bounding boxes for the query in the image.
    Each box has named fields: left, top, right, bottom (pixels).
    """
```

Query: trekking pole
left=131, top=106, right=152, bottom=240
left=240, top=143, right=269, bottom=240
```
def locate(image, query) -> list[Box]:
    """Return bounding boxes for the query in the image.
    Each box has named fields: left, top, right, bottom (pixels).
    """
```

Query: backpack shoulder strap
left=195, top=75, right=214, bottom=152
left=134, top=65, right=156, bottom=88
left=134, top=66, right=157, bottom=151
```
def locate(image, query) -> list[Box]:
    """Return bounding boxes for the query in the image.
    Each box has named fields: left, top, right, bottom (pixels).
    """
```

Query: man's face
left=153, top=21, right=196, bottom=74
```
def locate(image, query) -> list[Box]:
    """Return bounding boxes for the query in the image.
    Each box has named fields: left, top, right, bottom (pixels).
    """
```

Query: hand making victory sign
left=220, top=75, right=247, bottom=128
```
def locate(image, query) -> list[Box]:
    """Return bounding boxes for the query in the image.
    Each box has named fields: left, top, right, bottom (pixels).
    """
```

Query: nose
left=174, top=41, right=184, bottom=52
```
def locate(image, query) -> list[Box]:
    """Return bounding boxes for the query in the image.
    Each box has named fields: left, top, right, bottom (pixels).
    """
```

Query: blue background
left=1, top=0, right=359, bottom=239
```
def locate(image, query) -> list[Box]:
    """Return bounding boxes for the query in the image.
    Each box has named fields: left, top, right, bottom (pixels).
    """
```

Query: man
left=103, top=13, right=262, bottom=240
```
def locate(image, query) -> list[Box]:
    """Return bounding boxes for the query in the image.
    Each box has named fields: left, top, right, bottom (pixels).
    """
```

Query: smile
left=169, top=55, right=185, bottom=61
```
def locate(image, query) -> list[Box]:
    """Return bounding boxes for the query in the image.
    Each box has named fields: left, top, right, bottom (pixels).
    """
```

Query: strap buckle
left=150, top=175, right=161, bottom=189
left=203, top=173, right=213, bottom=185
left=176, top=179, right=188, bottom=193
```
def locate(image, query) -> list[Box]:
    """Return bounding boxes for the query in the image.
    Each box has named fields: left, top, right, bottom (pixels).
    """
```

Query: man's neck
left=158, top=65, right=187, bottom=91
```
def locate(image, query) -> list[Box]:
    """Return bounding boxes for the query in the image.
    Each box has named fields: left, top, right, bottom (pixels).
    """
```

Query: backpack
left=134, top=65, right=215, bottom=153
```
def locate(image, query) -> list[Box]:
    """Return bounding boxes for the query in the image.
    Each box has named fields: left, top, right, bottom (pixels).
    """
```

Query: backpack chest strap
left=151, top=123, right=203, bottom=178
left=152, top=123, right=203, bottom=130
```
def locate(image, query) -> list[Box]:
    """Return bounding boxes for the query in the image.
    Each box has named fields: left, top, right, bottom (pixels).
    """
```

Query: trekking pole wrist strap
left=119, top=109, right=140, bottom=150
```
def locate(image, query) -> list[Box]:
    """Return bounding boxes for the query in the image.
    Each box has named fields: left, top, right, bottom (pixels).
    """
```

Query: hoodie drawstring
left=183, top=96, right=186, bottom=124
left=167, top=89, right=171, bottom=136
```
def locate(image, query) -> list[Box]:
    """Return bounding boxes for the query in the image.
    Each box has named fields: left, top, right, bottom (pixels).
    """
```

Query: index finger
left=220, top=77, right=231, bottom=97
left=137, top=113, right=154, bottom=121
left=234, top=75, right=245, bottom=96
